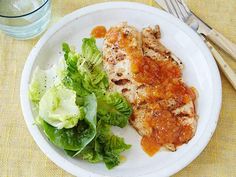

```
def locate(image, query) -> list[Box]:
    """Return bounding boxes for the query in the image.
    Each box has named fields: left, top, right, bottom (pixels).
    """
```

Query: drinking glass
left=0, top=0, right=51, bottom=39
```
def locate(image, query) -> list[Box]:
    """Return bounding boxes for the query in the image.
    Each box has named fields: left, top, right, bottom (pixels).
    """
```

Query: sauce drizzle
left=91, top=26, right=107, bottom=38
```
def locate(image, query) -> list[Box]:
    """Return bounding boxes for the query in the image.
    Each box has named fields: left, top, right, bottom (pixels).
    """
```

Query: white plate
left=20, top=2, right=222, bottom=177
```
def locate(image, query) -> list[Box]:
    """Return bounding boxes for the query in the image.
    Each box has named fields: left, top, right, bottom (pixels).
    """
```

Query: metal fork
left=164, top=0, right=236, bottom=90
left=164, top=0, right=189, bottom=21
left=164, top=0, right=197, bottom=24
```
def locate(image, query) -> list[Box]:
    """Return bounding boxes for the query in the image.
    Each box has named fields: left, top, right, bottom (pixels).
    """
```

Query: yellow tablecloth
left=0, top=0, right=236, bottom=176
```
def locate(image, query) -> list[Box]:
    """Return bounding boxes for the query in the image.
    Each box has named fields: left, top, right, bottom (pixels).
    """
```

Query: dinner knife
left=155, top=0, right=236, bottom=90
left=155, top=0, right=236, bottom=61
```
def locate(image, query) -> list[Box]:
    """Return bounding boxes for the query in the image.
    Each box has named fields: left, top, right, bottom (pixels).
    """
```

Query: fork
left=164, top=0, right=236, bottom=60
left=165, top=0, right=236, bottom=90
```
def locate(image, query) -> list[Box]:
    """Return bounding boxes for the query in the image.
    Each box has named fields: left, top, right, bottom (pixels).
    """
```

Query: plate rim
left=20, top=2, right=222, bottom=177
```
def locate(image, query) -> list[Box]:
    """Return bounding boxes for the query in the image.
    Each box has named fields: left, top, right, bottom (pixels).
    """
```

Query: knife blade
left=155, top=0, right=236, bottom=60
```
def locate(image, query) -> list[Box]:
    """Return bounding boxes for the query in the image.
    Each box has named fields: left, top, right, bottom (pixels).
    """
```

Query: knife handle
left=207, top=29, right=236, bottom=60
left=206, top=40, right=236, bottom=90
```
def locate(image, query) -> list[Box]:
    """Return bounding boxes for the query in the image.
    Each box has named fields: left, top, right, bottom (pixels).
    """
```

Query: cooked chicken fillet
left=103, top=23, right=197, bottom=153
left=142, top=25, right=183, bottom=69
left=103, top=22, right=144, bottom=103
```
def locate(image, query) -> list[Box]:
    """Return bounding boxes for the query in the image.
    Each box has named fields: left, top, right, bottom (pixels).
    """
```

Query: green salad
left=29, top=38, right=132, bottom=169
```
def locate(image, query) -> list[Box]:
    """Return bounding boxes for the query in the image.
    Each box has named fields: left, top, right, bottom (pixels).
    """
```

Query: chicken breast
left=142, top=25, right=183, bottom=69
left=103, top=23, right=198, bottom=154
left=102, top=22, right=144, bottom=103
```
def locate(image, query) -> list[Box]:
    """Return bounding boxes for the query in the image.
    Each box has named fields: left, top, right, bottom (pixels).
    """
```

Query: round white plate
left=20, top=2, right=222, bottom=177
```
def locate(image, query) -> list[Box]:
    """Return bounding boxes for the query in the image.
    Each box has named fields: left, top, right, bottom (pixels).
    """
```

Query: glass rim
left=0, top=0, right=50, bottom=18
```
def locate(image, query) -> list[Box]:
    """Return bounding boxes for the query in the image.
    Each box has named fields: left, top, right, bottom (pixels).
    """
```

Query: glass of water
left=0, top=0, right=51, bottom=40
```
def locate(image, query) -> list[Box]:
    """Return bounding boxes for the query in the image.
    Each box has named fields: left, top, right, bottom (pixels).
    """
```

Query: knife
left=155, top=0, right=236, bottom=90
left=155, top=0, right=236, bottom=61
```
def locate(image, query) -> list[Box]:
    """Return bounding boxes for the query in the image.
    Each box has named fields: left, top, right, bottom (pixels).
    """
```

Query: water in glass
left=0, top=0, right=51, bottom=39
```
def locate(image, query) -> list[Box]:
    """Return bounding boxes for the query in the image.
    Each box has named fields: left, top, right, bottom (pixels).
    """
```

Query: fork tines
left=164, top=0, right=190, bottom=21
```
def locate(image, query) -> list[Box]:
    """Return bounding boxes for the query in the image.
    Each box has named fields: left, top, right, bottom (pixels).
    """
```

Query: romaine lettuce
left=79, top=120, right=131, bottom=169
left=62, top=39, right=108, bottom=97
left=81, top=38, right=102, bottom=67
left=97, top=92, right=132, bottom=128
left=62, top=43, right=89, bottom=96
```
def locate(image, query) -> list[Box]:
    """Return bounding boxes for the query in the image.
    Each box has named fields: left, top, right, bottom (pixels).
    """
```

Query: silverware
left=155, top=0, right=236, bottom=90
left=155, top=0, right=236, bottom=60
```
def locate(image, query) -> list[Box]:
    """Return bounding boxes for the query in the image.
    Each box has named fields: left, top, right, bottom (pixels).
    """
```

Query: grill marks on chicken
left=142, top=26, right=184, bottom=69
left=102, top=23, right=198, bottom=156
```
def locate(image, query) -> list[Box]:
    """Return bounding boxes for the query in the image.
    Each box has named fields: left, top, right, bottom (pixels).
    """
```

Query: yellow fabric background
left=0, top=0, right=235, bottom=176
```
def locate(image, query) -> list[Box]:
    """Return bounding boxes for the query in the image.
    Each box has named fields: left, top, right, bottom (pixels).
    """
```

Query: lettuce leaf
left=96, top=121, right=131, bottom=153
left=38, top=93, right=97, bottom=152
left=68, top=120, right=131, bottom=169
left=81, top=38, right=103, bottom=67
left=97, top=92, right=132, bottom=128
left=29, top=58, right=67, bottom=103
left=66, top=140, right=103, bottom=163
left=62, top=39, right=108, bottom=97
left=39, top=85, right=80, bottom=129
left=79, top=38, right=109, bottom=95
left=62, top=43, right=89, bottom=97
left=97, top=121, right=131, bottom=169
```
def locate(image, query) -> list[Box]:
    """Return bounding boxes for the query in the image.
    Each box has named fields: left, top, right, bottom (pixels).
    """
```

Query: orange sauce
left=106, top=27, right=196, bottom=156
left=146, top=80, right=196, bottom=105
left=106, top=27, right=143, bottom=73
left=133, top=57, right=181, bottom=85
left=141, top=135, right=161, bottom=156
left=106, top=27, right=119, bottom=43
left=145, top=109, right=193, bottom=148
left=91, top=26, right=107, bottom=38
left=139, top=61, right=196, bottom=155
